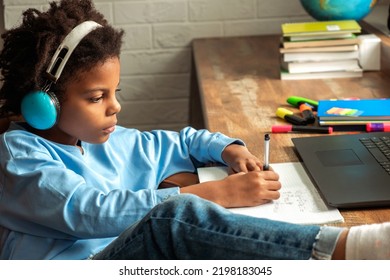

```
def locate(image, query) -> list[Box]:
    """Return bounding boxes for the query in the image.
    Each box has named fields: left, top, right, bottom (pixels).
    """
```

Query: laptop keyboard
left=360, top=136, right=390, bottom=174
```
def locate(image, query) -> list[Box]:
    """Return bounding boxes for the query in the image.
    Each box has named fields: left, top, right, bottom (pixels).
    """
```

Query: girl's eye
left=90, top=96, right=103, bottom=103
left=115, top=88, right=122, bottom=93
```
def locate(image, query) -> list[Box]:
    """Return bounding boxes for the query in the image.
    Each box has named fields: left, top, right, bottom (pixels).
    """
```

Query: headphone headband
left=21, top=21, right=103, bottom=130
left=46, top=21, right=102, bottom=82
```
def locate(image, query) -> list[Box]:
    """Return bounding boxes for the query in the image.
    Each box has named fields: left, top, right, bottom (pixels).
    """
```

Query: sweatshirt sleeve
left=178, top=126, right=245, bottom=164
left=0, top=134, right=179, bottom=240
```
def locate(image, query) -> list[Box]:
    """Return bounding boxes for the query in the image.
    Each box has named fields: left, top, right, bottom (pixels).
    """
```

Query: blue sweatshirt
left=0, top=123, right=242, bottom=259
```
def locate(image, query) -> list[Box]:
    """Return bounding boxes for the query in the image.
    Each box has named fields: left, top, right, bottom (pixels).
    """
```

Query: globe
left=300, top=0, right=378, bottom=21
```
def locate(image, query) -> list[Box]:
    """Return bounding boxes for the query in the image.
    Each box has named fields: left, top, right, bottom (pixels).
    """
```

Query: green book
left=282, top=20, right=361, bottom=37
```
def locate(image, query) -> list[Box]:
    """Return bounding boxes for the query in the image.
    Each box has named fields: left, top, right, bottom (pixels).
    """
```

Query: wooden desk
left=190, top=30, right=390, bottom=227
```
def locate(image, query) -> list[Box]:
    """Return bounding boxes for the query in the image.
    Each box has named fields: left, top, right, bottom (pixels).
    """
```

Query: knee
left=161, top=193, right=202, bottom=209
left=151, top=194, right=214, bottom=219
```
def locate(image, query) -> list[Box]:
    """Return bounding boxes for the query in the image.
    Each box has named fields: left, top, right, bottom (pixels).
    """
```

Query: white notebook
left=197, top=162, right=344, bottom=225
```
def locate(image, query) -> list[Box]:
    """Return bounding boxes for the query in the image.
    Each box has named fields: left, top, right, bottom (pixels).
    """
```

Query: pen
left=272, top=125, right=333, bottom=134
left=263, top=133, right=270, bottom=171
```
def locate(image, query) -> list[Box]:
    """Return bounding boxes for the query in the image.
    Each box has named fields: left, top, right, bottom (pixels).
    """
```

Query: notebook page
left=197, top=162, right=344, bottom=225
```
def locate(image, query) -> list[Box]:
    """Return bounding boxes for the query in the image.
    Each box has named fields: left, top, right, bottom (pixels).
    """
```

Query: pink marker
left=272, top=125, right=333, bottom=134
left=366, top=123, right=390, bottom=132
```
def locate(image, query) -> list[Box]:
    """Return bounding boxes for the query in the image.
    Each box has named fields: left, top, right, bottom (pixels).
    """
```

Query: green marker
left=286, top=96, right=318, bottom=110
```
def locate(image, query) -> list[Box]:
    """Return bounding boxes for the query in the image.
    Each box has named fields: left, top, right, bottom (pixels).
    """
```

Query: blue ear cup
left=21, top=90, right=60, bottom=130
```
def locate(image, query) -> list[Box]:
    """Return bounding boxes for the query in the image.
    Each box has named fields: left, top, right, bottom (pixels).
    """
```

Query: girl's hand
left=181, top=169, right=281, bottom=208
left=222, top=144, right=263, bottom=174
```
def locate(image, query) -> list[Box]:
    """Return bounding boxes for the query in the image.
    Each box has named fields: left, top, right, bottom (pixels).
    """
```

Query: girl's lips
left=103, top=125, right=116, bottom=134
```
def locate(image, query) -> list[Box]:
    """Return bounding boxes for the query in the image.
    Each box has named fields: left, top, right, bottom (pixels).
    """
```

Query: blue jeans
left=93, top=194, right=344, bottom=260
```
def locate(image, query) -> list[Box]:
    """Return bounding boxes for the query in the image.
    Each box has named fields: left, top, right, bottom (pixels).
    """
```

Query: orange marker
left=299, top=103, right=315, bottom=124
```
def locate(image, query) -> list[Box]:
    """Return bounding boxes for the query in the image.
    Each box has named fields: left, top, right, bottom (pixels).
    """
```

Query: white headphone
left=21, top=21, right=102, bottom=130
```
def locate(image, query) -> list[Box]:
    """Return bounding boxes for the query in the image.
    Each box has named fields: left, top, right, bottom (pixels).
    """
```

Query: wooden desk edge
left=190, top=28, right=390, bottom=228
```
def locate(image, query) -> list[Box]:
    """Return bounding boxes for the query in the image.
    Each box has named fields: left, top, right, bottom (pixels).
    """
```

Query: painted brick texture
left=3, top=0, right=388, bottom=130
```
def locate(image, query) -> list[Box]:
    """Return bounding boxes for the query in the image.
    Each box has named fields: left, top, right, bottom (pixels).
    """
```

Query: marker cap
left=286, top=96, right=318, bottom=109
left=276, top=108, right=307, bottom=125
left=272, top=125, right=292, bottom=133
left=366, top=123, right=390, bottom=132
left=276, top=107, right=294, bottom=118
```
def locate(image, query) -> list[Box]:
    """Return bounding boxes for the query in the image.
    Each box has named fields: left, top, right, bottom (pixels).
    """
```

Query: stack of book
left=280, top=20, right=363, bottom=80
left=317, top=98, right=390, bottom=127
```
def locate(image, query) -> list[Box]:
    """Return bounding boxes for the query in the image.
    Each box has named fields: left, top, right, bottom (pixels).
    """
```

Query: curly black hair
left=0, top=0, right=124, bottom=117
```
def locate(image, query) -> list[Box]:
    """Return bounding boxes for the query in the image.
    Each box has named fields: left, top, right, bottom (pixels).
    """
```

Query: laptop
left=292, top=132, right=390, bottom=208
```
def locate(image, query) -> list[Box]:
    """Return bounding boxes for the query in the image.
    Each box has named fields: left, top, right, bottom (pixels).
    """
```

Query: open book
left=197, top=162, right=344, bottom=225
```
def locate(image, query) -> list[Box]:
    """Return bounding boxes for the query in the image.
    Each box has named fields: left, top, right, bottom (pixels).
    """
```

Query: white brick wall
left=2, top=0, right=389, bottom=131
